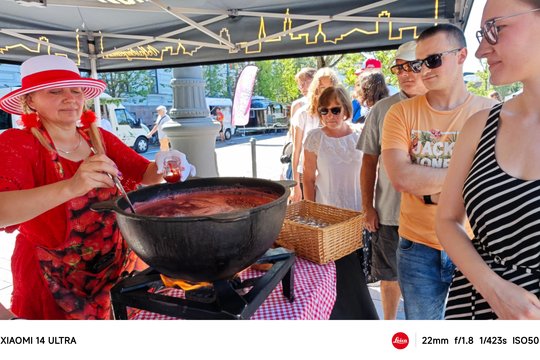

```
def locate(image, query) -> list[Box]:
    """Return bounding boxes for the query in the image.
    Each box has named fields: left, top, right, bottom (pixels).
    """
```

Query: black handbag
left=280, top=142, right=293, bottom=164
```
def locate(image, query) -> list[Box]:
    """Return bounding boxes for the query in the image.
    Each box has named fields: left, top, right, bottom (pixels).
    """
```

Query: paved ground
left=0, top=132, right=404, bottom=319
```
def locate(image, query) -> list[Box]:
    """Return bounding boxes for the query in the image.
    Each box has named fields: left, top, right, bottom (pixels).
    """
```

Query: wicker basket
left=275, top=200, right=364, bottom=264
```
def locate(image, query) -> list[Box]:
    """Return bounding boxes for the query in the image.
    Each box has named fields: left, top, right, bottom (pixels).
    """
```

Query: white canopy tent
left=0, top=0, right=475, bottom=74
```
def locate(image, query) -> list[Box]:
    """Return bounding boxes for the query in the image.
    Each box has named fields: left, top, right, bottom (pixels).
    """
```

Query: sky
left=463, top=0, right=487, bottom=73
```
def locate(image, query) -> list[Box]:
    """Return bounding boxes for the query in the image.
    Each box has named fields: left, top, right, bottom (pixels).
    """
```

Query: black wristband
left=423, top=195, right=435, bottom=205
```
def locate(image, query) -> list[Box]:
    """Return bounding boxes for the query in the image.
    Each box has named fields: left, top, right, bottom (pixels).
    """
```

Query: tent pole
left=87, top=33, right=102, bottom=121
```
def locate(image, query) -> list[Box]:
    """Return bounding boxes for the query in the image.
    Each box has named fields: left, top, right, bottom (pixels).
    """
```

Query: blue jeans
left=397, top=237, right=455, bottom=320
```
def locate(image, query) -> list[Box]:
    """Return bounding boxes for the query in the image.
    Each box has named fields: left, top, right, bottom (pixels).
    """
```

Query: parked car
left=93, top=94, right=150, bottom=153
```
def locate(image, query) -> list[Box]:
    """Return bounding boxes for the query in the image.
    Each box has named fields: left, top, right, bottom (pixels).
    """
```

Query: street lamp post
left=163, top=66, right=221, bottom=177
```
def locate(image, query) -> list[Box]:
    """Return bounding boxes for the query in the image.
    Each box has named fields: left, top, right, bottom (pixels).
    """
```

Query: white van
left=0, top=88, right=21, bottom=134
left=206, top=97, right=235, bottom=140
left=93, top=94, right=151, bottom=153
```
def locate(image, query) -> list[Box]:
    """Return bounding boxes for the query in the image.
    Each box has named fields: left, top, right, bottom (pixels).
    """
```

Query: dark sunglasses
left=318, top=106, right=342, bottom=116
left=410, top=48, right=462, bottom=73
left=390, top=62, right=415, bottom=75
left=476, top=8, right=540, bottom=45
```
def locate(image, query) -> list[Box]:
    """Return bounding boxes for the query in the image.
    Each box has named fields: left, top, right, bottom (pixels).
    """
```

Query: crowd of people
left=1, top=0, right=538, bottom=321
left=286, top=0, right=540, bottom=320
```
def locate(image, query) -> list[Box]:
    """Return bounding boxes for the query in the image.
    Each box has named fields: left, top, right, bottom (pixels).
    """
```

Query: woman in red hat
left=0, top=55, right=192, bottom=319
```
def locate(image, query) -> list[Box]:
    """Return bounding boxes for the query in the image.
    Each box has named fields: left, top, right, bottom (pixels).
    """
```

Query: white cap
left=156, top=105, right=167, bottom=111
left=393, top=41, right=417, bottom=62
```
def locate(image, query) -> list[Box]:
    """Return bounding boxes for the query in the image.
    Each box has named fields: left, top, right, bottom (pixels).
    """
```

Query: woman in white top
left=303, top=88, right=363, bottom=210
left=303, top=85, right=378, bottom=319
left=290, top=67, right=340, bottom=202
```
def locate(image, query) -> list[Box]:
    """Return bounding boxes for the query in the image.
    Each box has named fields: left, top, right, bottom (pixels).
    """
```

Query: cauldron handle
left=276, top=180, right=297, bottom=188
left=90, top=200, right=116, bottom=213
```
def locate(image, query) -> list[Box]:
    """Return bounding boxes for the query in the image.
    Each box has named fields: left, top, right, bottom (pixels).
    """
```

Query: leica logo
left=392, top=332, right=409, bottom=349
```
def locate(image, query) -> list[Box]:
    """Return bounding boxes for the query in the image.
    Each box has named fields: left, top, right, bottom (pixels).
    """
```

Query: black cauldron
left=91, top=177, right=291, bottom=282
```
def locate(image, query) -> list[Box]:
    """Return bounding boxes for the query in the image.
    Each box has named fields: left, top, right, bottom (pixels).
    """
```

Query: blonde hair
left=295, top=67, right=316, bottom=83
left=307, top=67, right=340, bottom=116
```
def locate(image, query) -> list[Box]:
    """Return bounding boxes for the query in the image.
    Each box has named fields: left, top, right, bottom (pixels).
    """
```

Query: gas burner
left=110, top=248, right=295, bottom=320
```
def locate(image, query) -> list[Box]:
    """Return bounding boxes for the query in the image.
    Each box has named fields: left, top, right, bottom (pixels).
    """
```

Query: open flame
left=160, top=274, right=211, bottom=291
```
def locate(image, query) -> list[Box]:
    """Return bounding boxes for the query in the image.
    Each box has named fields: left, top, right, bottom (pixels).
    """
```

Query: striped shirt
left=445, top=103, right=540, bottom=319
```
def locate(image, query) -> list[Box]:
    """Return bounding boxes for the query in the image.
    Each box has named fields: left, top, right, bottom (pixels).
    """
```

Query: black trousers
left=329, top=251, right=379, bottom=320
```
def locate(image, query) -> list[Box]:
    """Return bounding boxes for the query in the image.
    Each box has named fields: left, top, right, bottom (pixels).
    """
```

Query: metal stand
left=111, top=248, right=295, bottom=320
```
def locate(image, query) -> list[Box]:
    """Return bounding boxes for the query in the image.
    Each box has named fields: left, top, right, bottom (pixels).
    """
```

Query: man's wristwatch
left=423, top=195, right=435, bottom=205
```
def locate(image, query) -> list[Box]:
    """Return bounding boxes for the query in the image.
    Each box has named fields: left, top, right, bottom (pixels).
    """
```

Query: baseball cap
left=393, top=41, right=417, bottom=62
left=364, top=58, right=382, bottom=69
left=156, top=105, right=167, bottom=111
left=355, top=58, right=382, bottom=75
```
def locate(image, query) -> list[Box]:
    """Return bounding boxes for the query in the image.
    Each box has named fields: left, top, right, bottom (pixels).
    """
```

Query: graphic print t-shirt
left=381, top=94, right=495, bottom=250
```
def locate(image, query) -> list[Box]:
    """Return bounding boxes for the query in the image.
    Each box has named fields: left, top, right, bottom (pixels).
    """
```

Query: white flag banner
left=232, top=65, right=258, bottom=126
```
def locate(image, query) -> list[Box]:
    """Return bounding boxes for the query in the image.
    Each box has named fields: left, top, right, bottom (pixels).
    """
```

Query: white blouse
left=303, top=127, right=363, bottom=211
left=292, top=104, right=320, bottom=174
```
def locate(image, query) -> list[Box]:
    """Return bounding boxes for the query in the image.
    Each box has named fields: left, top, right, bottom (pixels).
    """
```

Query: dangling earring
left=20, top=112, right=39, bottom=129
left=80, top=110, right=97, bottom=129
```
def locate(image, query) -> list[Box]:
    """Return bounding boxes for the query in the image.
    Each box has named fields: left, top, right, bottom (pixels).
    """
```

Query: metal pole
left=250, top=137, right=257, bottom=178
left=86, top=32, right=102, bottom=121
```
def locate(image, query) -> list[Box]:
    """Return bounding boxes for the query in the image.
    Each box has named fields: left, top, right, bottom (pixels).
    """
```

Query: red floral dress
left=0, top=127, right=150, bottom=319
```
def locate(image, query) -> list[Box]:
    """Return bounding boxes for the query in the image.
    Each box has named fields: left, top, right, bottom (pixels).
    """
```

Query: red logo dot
left=392, top=332, right=409, bottom=350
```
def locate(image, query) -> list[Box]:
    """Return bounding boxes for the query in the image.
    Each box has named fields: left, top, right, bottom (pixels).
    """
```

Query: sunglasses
left=410, top=48, right=462, bottom=73
left=476, top=8, right=540, bottom=45
left=318, top=106, right=342, bottom=116
left=390, top=62, right=415, bottom=75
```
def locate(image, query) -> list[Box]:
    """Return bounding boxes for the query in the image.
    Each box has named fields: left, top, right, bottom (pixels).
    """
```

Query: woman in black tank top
left=436, top=0, right=540, bottom=320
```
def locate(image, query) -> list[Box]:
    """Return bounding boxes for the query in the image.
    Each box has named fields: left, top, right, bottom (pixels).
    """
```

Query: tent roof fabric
left=0, top=0, right=474, bottom=72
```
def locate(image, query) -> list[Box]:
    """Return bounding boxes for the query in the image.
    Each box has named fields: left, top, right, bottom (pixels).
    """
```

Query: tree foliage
left=253, top=57, right=316, bottom=104
left=98, top=70, right=155, bottom=101
left=335, top=53, right=364, bottom=88
left=316, top=55, right=345, bottom=69
left=466, top=59, right=523, bottom=100
left=373, top=49, right=398, bottom=86
left=203, top=64, right=229, bottom=97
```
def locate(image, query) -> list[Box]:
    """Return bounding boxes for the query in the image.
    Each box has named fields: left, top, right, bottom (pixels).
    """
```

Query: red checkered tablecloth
left=132, top=258, right=336, bottom=320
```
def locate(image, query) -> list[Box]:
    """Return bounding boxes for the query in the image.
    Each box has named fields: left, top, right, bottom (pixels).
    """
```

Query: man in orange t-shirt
left=381, top=24, right=496, bottom=320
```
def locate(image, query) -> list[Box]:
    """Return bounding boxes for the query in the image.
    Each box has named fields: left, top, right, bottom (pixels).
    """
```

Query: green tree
left=334, top=50, right=397, bottom=88
left=252, top=58, right=319, bottom=104
left=466, top=59, right=523, bottom=99
left=274, top=58, right=298, bottom=104
left=335, top=53, right=364, bottom=87
left=316, top=55, right=345, bottom=69
left=98, top=70, right=155, bottom=100
left=373, top=50, right=398, bottom=86
left=253, top=60, right=281, bottom=101
left=203, top=64, right=228, bottom=97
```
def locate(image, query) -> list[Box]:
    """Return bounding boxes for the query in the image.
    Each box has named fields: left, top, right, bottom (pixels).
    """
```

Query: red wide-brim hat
left=0, top=55, right=106, bottom=115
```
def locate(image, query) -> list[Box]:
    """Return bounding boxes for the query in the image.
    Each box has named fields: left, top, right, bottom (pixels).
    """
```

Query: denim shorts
left=397, top=237, right=455, bottom=320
